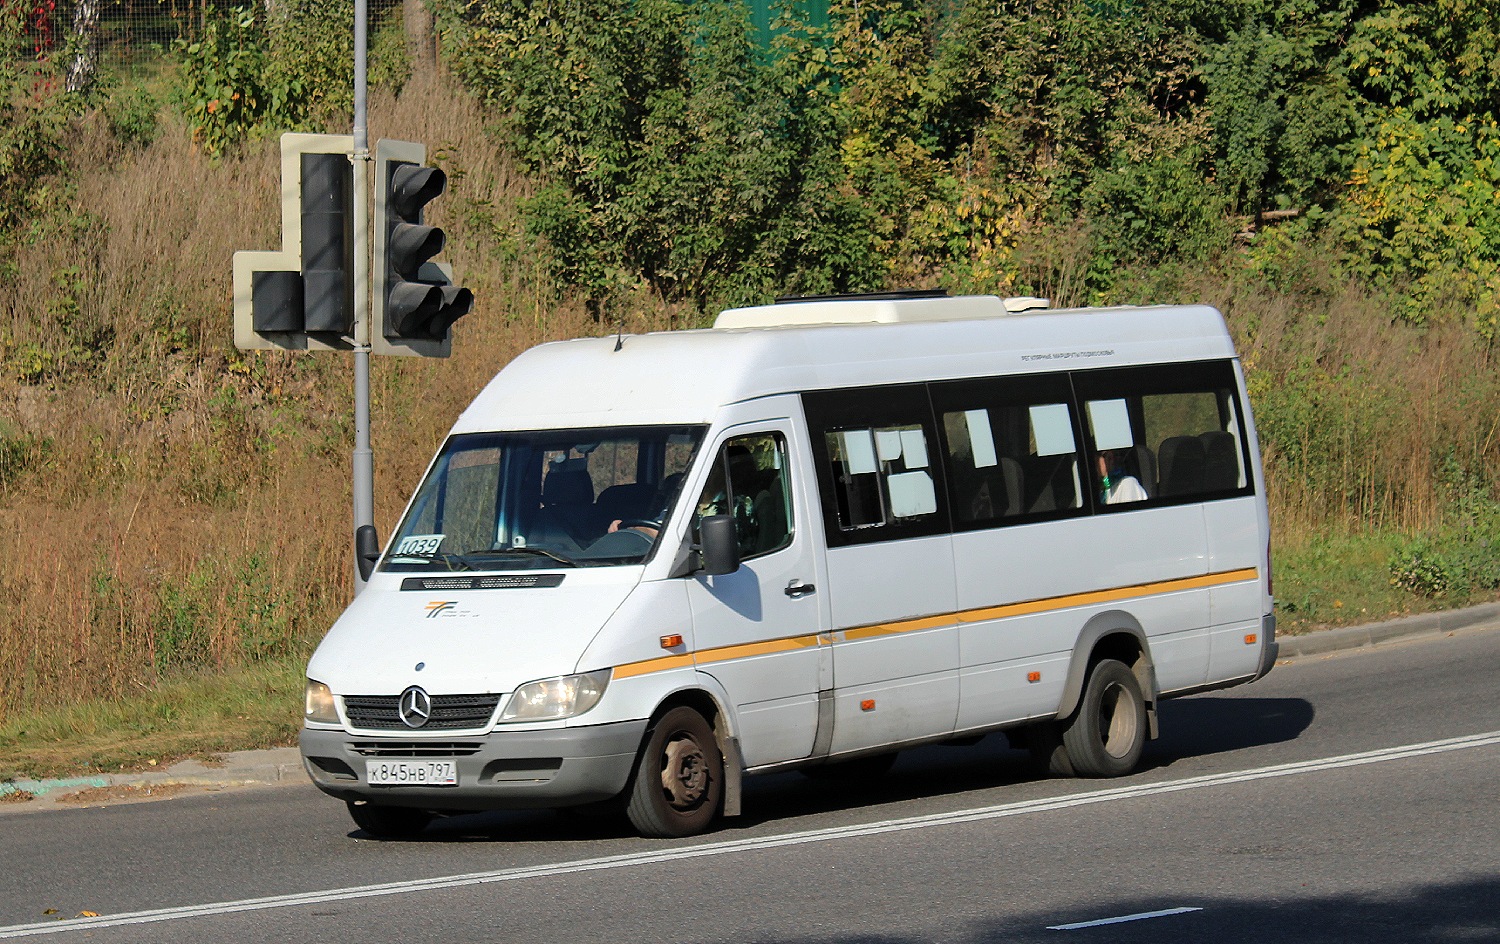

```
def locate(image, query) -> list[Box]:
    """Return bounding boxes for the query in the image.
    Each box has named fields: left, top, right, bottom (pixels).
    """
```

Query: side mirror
left=355, top=524, right=381, bottom=581
left=697, top=514, right=741, bottom=576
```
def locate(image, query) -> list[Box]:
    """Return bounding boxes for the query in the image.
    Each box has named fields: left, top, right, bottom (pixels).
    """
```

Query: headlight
left=500, top=670, right=610, bottom=723
left=304, top=679, right=339, bottom=724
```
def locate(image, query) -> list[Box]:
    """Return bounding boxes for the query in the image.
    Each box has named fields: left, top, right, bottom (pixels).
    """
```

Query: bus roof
left=453, top=299, right=1236, bottom=433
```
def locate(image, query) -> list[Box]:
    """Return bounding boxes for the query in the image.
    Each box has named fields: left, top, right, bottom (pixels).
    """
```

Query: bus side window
left=931, top=374, right=1083, bottom=525
left=824, top=425, right=938, bottom=529
left=1073, top=361, right=1252, bottom=503
left=802, top=385, right=949, bottom=548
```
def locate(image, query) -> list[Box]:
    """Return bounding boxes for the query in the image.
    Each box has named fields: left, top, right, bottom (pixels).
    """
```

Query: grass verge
left=1275, top=525, right=1500, bottom=636
left=0, top=659, right=303, bottom=782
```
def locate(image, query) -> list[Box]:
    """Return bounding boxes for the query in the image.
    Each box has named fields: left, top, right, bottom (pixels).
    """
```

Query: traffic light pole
left=234, top=3, right=469, bottom=597
left=351, top=0, right=375, bottom=595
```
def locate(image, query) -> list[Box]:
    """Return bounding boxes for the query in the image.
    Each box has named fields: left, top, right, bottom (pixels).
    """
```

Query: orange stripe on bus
left=613, top=652, right=696, bottom=680
left=844, top=613, right=956, bottom=640
left=609, top=567, right=1259, bottom=679
left=956, top=567, right=1258, bottom=624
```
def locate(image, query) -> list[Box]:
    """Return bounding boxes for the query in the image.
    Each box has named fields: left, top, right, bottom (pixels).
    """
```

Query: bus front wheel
left=626, top=706, right=723, bottom=838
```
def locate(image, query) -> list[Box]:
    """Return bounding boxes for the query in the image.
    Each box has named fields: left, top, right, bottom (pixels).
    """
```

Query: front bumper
left=299, top=719, right=647, bottom=811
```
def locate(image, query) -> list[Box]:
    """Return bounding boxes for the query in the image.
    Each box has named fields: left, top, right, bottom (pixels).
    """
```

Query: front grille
left=342, top=694, right=502, bottom=731
left=348, top=741, right=486, bottom=757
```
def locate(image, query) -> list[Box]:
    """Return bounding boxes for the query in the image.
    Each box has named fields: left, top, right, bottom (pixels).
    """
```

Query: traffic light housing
left=373, top=139, right=473, bottom=357
left=233, top=134, right=356, bottom=351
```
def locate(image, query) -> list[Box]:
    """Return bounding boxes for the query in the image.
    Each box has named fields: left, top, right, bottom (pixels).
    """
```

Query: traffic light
left=372, top=139, right=473, bottom=357
left=300, top=151, right=354, bottom=335
left=233, top=134, right=356, bottom=351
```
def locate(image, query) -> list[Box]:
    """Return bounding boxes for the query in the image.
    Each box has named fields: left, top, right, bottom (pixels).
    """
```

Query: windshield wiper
left=466, top=547, right=580, bottom=567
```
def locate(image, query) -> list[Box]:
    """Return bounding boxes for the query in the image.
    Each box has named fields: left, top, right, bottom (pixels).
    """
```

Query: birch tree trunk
left=65, top=0, right=103, bottom=93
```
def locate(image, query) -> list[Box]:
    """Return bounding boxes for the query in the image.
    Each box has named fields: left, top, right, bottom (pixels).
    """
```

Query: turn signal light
left=1027, top=671, right=1042, bottom=683
left=1245, top=633, right=1258, bottom=645
left=660, top=634, right=684, bottom=649
left=860, top=699, right=876, bottom=712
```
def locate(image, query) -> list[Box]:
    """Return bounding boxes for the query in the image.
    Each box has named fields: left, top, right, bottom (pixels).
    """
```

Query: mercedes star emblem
left=398, top=686, right=432, bottom=728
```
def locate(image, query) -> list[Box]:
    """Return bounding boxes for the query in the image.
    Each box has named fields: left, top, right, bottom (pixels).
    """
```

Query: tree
left=64, top=0, right=100, bottom=93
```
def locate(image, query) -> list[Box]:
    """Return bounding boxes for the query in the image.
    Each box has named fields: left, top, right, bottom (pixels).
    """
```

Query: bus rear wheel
left=626, top=706, right=723, bottom=838
left=1059, top=658, right=1147, bottom=777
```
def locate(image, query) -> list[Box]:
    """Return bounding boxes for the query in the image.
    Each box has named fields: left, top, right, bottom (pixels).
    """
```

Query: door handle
left=785, top=580, right=816, bottom=598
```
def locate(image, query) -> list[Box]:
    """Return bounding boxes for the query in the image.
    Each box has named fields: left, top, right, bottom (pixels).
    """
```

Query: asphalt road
left=3, top=626, right=1497, bottom=943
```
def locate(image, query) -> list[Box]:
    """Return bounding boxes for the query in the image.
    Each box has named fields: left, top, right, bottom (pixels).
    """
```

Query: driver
left=597, top=473, right=686, bottom=550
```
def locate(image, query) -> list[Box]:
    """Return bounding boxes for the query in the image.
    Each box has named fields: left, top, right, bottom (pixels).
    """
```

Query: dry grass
left=1197, top=270, right=1500, bottom=543
left=59, top=782, right=194, bottom=805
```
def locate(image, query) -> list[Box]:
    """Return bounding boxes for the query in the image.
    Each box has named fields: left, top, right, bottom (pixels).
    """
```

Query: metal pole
left=351, top=0, right=374, bottom=595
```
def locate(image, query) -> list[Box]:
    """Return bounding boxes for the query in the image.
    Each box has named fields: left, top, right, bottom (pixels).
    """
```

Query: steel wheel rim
left=661, top=733, right=709, bottom=809
left=1099, top=681, right=1138, bottom=759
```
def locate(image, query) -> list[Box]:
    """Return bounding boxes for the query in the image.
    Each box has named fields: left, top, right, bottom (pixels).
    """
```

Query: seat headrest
left=543, top=469, right=593, bottom=506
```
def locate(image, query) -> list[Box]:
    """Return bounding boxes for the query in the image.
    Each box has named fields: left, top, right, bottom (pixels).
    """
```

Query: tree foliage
left=172, top=0, right=410, bottom=158
left=439, top=0, right=884, bottom=309
left=1337, top=1, right=1500, bottom=337
left=424, top=0, right=1498, bottom=331
left=0, top=5, right=69, bottom=256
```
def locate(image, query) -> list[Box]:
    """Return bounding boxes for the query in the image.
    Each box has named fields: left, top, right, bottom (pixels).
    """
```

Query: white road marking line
left=1048, top=906, right=1203, bottom=930
left=2, top=730, right=1497, bottom=939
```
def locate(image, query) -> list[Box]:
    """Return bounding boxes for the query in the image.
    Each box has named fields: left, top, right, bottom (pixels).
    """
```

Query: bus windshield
left=381, top=425, right=705, bottom=573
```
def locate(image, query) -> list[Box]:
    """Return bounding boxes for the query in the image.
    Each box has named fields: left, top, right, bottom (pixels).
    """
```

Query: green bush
left=1390, top=537, right=1499, bottom=600
left=439, top=0, right=885, bottom=311
left=172, top=0, right=410, bottom=157
left=104, top=83, right=161, bottom=148
left=0, top=22, right=69, bottom=253
left=1084, top=145, right=1231, bottom=271
left=172, top=6, right=276, bottom=157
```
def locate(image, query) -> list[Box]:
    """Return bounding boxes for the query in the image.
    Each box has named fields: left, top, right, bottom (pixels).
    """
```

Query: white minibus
left=300, top=291, right=1277, bottom=838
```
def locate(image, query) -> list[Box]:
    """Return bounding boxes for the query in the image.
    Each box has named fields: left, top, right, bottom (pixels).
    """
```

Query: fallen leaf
left=77, top=911, right=100, bottom=918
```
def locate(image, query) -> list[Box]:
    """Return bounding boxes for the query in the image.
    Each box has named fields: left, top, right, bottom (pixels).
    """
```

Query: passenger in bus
left=1096, top=449, right=1148, bottom=505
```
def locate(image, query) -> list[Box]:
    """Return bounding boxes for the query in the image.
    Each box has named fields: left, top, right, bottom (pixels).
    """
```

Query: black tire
left=1059, top=658, right=1147, bottom=777
left=346, top=801, right=433, bottom=838
left=626, top=706, right=723, bottom=838
left=800, top=752, right=898, bottom=782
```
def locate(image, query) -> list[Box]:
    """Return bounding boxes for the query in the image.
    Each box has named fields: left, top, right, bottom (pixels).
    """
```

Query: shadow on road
left=706, top=874, right=1500, bottom=943
left=1146, top=695, right=1315, bottom=768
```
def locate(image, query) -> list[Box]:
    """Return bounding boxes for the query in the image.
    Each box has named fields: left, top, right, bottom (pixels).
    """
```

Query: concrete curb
left=4, top=602, right=1498, bottom=808
left=1276, top=601, right=1500, bottom=659
left=0, top=775, right=108, bottom=798
left=1, top=747, right=306, bottom=809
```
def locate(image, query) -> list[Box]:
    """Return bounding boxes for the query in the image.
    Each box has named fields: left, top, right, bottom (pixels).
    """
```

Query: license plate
left=366, top=760, right=458, bottom=787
